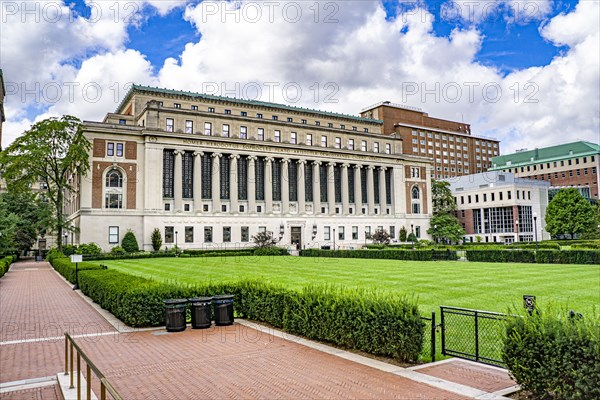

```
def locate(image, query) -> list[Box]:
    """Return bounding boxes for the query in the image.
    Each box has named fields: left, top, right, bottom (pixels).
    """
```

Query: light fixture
left=279, top=224, right=285, bottom=237
left=312, top=224, right=317, bottom=239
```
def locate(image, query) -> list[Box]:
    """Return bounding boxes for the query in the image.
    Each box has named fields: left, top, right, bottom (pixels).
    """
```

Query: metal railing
left=64, top=333, right=123, bottom=400
left=420, top=311, right=437, bottom=362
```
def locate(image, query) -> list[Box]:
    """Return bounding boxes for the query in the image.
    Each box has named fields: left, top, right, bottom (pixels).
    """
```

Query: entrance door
left=290, top=227, right=302, bottom=250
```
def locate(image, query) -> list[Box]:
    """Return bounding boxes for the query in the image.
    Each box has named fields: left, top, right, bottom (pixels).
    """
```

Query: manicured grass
left=90, top=256, right=600, bottom=315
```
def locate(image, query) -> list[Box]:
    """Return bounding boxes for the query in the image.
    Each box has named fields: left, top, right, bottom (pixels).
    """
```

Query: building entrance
left=290, top=227, right=302, bottom=250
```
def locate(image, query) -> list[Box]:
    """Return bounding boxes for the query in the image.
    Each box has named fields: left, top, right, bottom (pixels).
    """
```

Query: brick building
left=360, top=102, right=500, bottom=179
left=489, top=141, right=600, bottom=200
left=448, top=172, right=550, bottom=244
left=66, top=86, right=433, bottom=251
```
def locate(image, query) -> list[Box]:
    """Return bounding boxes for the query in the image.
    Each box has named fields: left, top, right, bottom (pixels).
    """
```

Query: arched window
left=106, top=170, right=123, bottom=188
left=412, top=186, right=420, bottom=200
left=104, top=168, right=124, bottom=209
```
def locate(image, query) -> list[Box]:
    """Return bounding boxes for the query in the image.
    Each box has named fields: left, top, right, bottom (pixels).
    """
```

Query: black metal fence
left=420, top=311, right=437, bottom=362
left=440, top=306, right=508, bottom=367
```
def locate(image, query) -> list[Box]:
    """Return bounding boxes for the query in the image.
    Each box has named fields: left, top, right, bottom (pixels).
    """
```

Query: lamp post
left=434, top=224, right=437, bottom=245
left=410, top=222, right=415, bottom=251
left=533, top=212, right=538, bottom=251
left=515, top=220, right=519, bottom=243
left=333, top=228, right=336, bottom=251
left=175, top=230, right=178, bottom=256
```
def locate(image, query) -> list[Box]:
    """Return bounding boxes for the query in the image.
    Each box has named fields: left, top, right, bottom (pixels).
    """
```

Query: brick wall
left=93, top=139, right=105, bottom=157
left=92, top=161, right=137, bottom=209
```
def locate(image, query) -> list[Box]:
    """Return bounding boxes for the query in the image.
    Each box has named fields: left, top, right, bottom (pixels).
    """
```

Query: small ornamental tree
left=545, top=188, right=596, bottom=239
left=399, top=226, right=408, bottom=242
left=252, top=231, right=278, bottom=248
left=121, top=231, right=139, bottom=253
left=371, top=229, right=391, bottom=245
left=151, top=228, right=162, bottom=252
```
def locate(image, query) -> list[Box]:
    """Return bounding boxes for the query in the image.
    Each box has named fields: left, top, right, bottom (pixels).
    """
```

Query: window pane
left=185, top=226, right=194, bottom=243
left=165, top=226, right=174, bottom=243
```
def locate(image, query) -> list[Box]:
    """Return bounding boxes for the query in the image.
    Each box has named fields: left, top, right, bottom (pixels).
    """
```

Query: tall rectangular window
left=201, top=154, right=212, bottom=199
left=306, top=134, right=312, bottom=146
left=352, top=226, right=358, bottom=240
left=290, top=132, right=297, bottom=144
left=204, top=227, right=213, bottom=243
left=385, top=169, right=392, bottom=205
left=241, top=227, right=249, bottom=242
left=274, top=130, right=281, bottom=142
left=390, top=226, right=396, bottom=238
left=182, top=152, right=194, bottom=199
left=305, top=163, right=313, bottom=202
left=334, top=165, right=342, bottom=203
left=385, top=143, right=391, bottom=154
left=373, top=142, right=380, bottom=153
left=223, top=226, right=231, bottom=242
left=348, top=139, right=354, bottom=150
left=335, top=137, right=341, bottom=149
left=165, top=226, right=174, bottom=243
left=238, top=156, right=248, bottom=200
left=163, top=150, right=174, bottom=198
left=321, top=135, right=327, bottom=147
left=220, top=156, right=230, bottom=200
left=204, top=122, right=212, bottom=136
left=108, top=226, right=119, bottom=244
left=185, top=120, right=193, bottom=134
left=373, top=170, right=380, bottom=204
left=320, top=164, right=328, bottom=202
left=272, top=160, right=282, bottom=201
left=116, top=143, right=124, bottom=157
left=289, top=161, right=298, bottom=202
left=361, top=168, right=368, bottom=204
left=361, top=140, right=367, bottom=151
left=107, top=142, right=114, bottom=156
left=257, top=128, right=265, bottom=141
left=348, top=168, right=355, bottom=203
left=255, top=158, right=265, bottom=200
left=222, top=124, right=230, bottom=137
left=338, top=226, right=345, bottom=240
left=240, top=126, right=247, bottom=139
left=166, top=118, right=174, bottom=132
left=324, top=226, right=331, bottom=241
left=185, top=226, right=194, bottom=243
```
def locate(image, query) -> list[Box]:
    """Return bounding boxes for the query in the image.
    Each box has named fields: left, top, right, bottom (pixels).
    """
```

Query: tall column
left=282, top=159, right=290, bottom=214
left=341, top=163, right=349, bottom=215
left=173, top=150, right=183, bottom=212
left=313, top=161, right=321, bottom=214
left=328, top=162, right=335, bottom=215
left=354, top=165, right=362, bottom=214
left=193, top=151, right=203, bottom=212
left=297, top=160, right=306, bottom=214
left=230, top=154, right=239, bottom=213
left=367, top=165, right=375, bottom=215
left=380, top=167, right=387, bottom=213
left=248, top=156, right=256, bottom=213
left=388, top=168, right=394, bottom=214
left=211, top=153, right=221, bottom=212
left=265, top=157, right=273, bottom=213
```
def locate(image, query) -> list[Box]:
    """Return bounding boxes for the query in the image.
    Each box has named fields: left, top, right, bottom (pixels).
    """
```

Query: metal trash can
left=163, top=299, right=188, bottom=332
left=189, top=297, right=213, bottom=329
left=213, top=295, right=234, bottom=326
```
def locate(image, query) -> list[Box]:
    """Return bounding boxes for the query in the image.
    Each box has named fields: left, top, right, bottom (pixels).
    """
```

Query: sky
left=1, top=0, right=599, bottom=153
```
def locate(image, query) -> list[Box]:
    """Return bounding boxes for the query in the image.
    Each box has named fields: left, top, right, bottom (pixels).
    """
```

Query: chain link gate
left=440, top=306, right=508, bottom=367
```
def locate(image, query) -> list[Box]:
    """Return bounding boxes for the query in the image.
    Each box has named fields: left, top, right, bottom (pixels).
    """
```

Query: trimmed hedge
left=0, top=256, right=16, bottom=278
left=52, top=259, right=423, bottom=362
left=82, top=248, right=286, bottom=261
left=466, top=249, right=600, bottom=264
left=300, top=248, right=458, bottom=261
left=51, top=257, right=106, bottom=283
left=503, top=310, right=600, bottom=399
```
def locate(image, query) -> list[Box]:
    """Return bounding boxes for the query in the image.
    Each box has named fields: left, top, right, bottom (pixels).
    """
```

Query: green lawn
left=91, top=256, right=600, bottom=315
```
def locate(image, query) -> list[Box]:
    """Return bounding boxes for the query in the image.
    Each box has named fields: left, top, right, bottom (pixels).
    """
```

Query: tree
left=0, top=116, right=91, bottom=251
left=0, top=212, right=19, bottom=256
left=432, top=180, right=456, bottom=215
left=0, top=190, right=52, bottom=254
left=399, top=226, right=408, bottom=242
left=545, top=188, right=596, bottom=239
left=252, top=231, right=278, bottom=248
left=121, top=231, right=140, bottom=253
left=427, top=214, right=465, bottom=244
left=151, top=228, right=162, bottom=252
left=371, top=229, right=391, bottom=245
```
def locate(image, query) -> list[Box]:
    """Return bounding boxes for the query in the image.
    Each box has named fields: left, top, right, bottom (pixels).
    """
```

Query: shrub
left=371, top=229, right=391, bottom=245
left=503, top=309, right=600, bottom=400
left=110, top=246, right=126, bottom=255
left=121, top=231, right=139, bottom=253
left=466, top=249, right=536, bottom=263
left=151, top=228, right=162, bottom=252
left=45, top=248, right=65, bottom=263
left=69, top=266, right=424, bottom=362
left=76, top=242, right=102, bottom=256
left=253, top=247, right=288, bottom=256
left=300, top=248, right=458, bottom=261
left=51, top=257, right=105, bottom=284
left=252, top=231, right=278, bottom=248
left=62, top=244, right=77, bottom=256
left=0, top=256, right=16, bottom=278
left=399, top=226, right=407, bottom=242
left=466, top=249, right=600, bottom=264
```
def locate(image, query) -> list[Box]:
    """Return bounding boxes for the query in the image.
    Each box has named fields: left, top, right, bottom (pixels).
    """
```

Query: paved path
left=1, top=259, right=516, bottom=399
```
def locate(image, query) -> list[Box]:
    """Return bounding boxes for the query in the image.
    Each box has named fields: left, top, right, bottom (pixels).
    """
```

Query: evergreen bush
left=121, top=231, right=139, bottom=253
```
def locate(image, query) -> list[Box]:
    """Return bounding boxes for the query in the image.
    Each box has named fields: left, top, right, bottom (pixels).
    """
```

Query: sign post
left=70, top=254, right=83, bottom=290
left=523, top=295, right=536, bottom=315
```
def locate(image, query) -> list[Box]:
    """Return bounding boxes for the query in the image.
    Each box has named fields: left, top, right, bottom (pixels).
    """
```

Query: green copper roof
left=490, top=141, right=600, bottom=169
left=117, top=84, right=383, bottom=124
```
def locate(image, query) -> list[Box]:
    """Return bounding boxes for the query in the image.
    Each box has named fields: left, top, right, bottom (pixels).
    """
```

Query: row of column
left=171, top=151, right=391, bottom=215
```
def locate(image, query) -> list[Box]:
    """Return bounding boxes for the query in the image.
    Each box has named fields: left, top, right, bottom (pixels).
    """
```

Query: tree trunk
left=56, top=189, right=63, bottom=252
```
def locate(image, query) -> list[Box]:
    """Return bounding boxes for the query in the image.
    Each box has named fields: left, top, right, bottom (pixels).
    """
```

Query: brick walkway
left=1, top=259, right=516, bottom=399
left=0, top=384, right=61, bottom=400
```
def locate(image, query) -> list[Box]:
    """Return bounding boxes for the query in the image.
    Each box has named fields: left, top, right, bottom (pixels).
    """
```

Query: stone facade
left=67, top=86, right=434, bottom=251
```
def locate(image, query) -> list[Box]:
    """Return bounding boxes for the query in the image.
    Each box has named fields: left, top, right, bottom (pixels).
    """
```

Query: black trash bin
left=213, top=295, right=234, bottom=326
left=189, top=297, right=212, bottom=329
left=163, top=299, right=188, bottom=332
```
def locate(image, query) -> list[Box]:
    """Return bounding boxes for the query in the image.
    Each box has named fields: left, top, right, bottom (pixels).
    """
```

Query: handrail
left=64, top=333, right=123, bottom=400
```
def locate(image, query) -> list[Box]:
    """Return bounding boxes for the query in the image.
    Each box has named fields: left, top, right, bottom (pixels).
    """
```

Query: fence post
left=431, top=310, right=436, bottom=362
left=474, top=311, right=479, bottom=363
left=440, top=307, right=446, bottom=356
